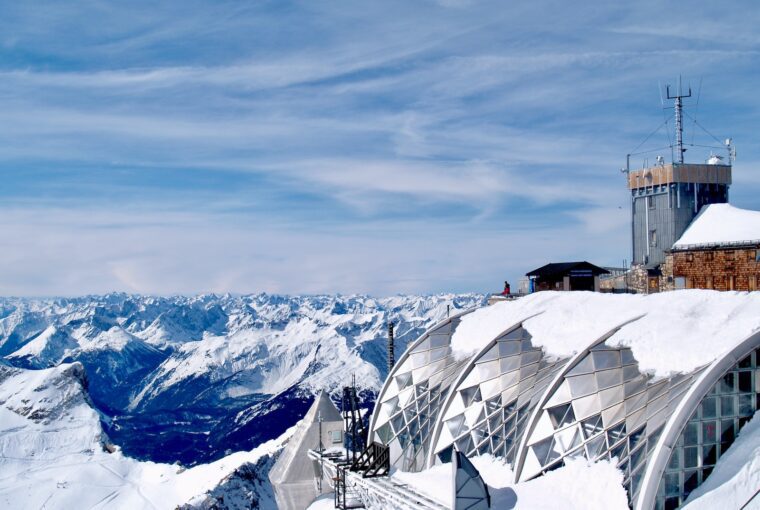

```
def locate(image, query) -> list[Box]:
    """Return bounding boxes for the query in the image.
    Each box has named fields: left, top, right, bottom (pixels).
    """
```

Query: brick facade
left=668, top=245, right=760, bottom=291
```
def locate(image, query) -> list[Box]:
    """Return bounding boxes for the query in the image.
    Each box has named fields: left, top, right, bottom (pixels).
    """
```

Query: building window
left=650, top=230, right=657, bottom=247
left=648, top=196, right=655, bottom=209
left=675, top=277, right=686, bottom=290
left=726, top=276, right=735, bottom=291
left=748, top=250, right=757, bottom=262
left=655, top=354, right=758, bottom=509
left=750, top=276, right=757, bottom=291
left=705, top=252, right=714, bottom=262
left=686, top=253, right=694, bottom=262
left=706, top=276, right=713, bottom=289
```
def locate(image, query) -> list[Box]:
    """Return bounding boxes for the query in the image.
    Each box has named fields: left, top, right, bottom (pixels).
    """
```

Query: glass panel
left=664, top=472, right=679, bottom=496
left=667, top=448, right=680, bottom=470
left=721, top=373, right=735, bottom=393
left=702, top=444, right=717, bottom=466
left=702, top=421, right=717, bottom=444
left=586, top=434, right=606, bottom=459
left=547, top=403, right=575, bottom=428
left=592, top=350, right=620, bottom=370
left=739, top=394, right=754, bottom=417
left=684, top=469, right=699, bottom=495
left=738, top=371, right=752, bottom=393
left=580, top=414, right=603, bottom=439
left=721, top=396, right=735, bottom=416
left=701, top=397, right=717, bottom=418
left=683, top=446, right=698, bottom=468
left=683, top=422, right=698, bottom=445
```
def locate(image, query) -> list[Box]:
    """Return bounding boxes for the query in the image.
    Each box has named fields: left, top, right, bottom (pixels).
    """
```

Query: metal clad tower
left=628, top=83, right=731, bottom=266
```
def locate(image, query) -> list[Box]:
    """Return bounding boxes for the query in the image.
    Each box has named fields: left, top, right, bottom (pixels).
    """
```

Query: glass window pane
left=702, top=421, right=717, bottom=444
left=721, top=373, right=735, bottom=393
left=684, top=422, right=698, bottom=445
left=683, top=446, right=698, bottom=468
left=667, top=448, right=680, bottom=470
left=738, top=371, right=752, bottom=393
left=721, top=396, right=735, bottom=416
left=739, top=394, right=754, bottom=417
left=592, top=350, right=620, bottom=370
left=702, top=444, right=717, bottom=466
left=721, top=419, right=735, bottom=444
left=664, top=472, right=680, bottom=496
left=664, top=497, right=680, bottom=510
left=701, top=397, right=717, bottom=419
left=684, top=470, right=699, bottom=495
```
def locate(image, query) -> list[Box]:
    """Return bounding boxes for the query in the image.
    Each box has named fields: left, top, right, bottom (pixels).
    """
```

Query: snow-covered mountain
left=0, top=360, right=294, bottom=509
left=0, top=293, right=485, bottom=465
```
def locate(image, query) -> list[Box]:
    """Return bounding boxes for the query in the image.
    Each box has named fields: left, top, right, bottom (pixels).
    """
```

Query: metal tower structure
left=667, top=78, right=691, bottom=164
left=387, top=322, right=395, bottom=373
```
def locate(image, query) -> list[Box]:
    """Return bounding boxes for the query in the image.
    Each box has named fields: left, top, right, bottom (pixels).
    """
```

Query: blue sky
left=1, top=0, right=759, bottom=296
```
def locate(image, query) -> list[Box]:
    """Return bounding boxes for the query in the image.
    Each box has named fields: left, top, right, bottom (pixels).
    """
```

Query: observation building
left=366, top=292, right=760, bottom=510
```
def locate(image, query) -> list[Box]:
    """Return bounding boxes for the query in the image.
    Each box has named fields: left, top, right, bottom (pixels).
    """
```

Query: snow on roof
left=451, top=290, right=760, bottom=378
left=393, top=454, right=628, bottom=510
left=673, top=203, right=760, bottom=249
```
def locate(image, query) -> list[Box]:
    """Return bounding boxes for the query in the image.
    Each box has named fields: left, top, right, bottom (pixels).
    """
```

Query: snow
left=673, top=203, right=760, bottom=248
left=0, top=362, right=296, bottom=510
left=683, top=411, right=760, bottom=510
left=306, top=493, right=338, bottom=509
left=451, top=290, right=760, bottom=377
left=393, top=454, right=628, bottom=509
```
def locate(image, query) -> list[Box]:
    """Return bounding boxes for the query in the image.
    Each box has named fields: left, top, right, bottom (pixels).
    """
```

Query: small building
left=526, top=261, right=610, bottom=292
left=666, top=203, right=760, bottom=291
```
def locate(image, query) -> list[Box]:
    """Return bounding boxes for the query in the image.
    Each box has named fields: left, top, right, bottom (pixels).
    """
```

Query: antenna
left=666, top=76, right=692, bottom=164
left=387, top=322, right=395, bottom=373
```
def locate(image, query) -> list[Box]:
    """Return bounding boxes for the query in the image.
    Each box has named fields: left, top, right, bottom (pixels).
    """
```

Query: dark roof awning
left=526, top=261, right=610, bottom=278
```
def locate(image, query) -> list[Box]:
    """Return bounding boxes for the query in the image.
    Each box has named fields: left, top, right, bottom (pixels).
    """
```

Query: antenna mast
left=667, top=77, right=692, bottom=164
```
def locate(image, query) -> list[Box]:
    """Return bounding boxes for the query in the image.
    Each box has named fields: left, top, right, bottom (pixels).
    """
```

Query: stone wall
left=671, top=245, right=760, bottom=291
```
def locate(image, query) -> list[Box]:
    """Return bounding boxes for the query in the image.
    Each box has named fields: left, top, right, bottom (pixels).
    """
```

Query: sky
left=1, top=0, right=759, bottom=296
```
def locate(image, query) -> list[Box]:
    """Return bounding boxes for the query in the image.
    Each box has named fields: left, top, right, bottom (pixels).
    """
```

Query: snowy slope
left=0, top=362, right=295, bottom=510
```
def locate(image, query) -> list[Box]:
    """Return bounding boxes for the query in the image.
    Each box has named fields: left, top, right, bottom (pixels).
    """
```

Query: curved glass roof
left=367, top=299, right=760, bottom=510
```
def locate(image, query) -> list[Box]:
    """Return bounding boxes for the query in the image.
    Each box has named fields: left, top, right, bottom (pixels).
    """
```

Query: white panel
left=460, top=368, right=483, bottom=389
left=598, top=385, right=624, bottom=410
left=530, top=411, right=555, bottom=443
left=446, top=392, right=466, bottom=418
left=398, top=387, right=414, bottom=408
left=500, top=370, right=521, bottom=390
left=479, top=377, right=502, bottom=401
left=555, top=425, right=579, bottom=453
left=464, top=401, right=485, bottom=427
left=572, top=393, right=602, bottom=421
left=546, top=380, right=572, bottom=407
left=434, top=424, right=454, bottom=453
left=602, top=402, right=625, bottom=428
left=382, top=378, right=400, bottom=401
left=520, top=448, right=542, bottom=481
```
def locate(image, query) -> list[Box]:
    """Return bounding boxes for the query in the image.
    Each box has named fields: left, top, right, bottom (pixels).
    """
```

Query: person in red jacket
left=501, top=281, right=511, bottom=296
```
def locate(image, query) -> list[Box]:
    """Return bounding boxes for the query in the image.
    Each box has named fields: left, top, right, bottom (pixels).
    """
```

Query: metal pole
left=387, top=322, right=395, bottom=373
left=667, top=79, right=691, bottom=165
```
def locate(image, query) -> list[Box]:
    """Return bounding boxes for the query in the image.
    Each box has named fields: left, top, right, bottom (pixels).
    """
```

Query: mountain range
left=0, top=293, right=485, bottom=465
